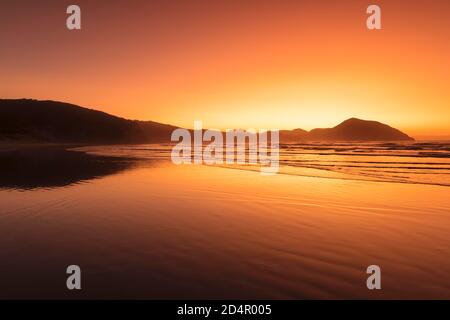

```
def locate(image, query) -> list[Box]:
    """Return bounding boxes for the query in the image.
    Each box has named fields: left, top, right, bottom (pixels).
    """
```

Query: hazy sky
left=1, top=0, right=449, bottom=137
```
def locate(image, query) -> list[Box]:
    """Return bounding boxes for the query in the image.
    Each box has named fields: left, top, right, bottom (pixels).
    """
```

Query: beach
left=0, top=144, right=449, bottom=299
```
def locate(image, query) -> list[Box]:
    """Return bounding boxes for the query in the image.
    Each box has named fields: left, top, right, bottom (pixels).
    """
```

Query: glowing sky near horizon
left=0, top=0, right=449, bottom=137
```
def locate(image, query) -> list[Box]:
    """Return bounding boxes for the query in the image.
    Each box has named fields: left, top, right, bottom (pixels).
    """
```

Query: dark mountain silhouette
left=279, top=118, right=413, bottom=142
left=0, top=99, right=414, bottom=143
left=0, top=99, right=176, bottom=143
left=307, top=118, right=414, bottom=141
left=279, top=128, right=309, bottom=143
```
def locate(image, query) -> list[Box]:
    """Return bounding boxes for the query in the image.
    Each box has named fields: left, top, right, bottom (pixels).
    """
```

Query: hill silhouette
left=279, top=128, right=309, bottom=143
left=0, top=99, right=176, bottom=143
left=279, top=118, right=413, bottom=142
left=0, top=99, right=414, bottom=143
left=307, top=117, right=414, bottom=141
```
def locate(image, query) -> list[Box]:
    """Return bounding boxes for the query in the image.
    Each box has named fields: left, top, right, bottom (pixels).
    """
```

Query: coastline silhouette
left=0, top=99, right=414, bottom=144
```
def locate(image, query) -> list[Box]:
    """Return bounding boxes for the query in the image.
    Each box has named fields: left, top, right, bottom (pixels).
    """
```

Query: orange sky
left=0, top=0, right=449, bottom=138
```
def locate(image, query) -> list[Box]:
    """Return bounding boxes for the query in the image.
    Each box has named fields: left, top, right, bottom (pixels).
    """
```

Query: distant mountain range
left=0, top=99, right=414, bottom=143
left=279, top=117, right=414, bottom=142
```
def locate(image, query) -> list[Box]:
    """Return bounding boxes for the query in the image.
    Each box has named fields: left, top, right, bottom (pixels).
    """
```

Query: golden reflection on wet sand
left=0, top=159, right=449, bottom=299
